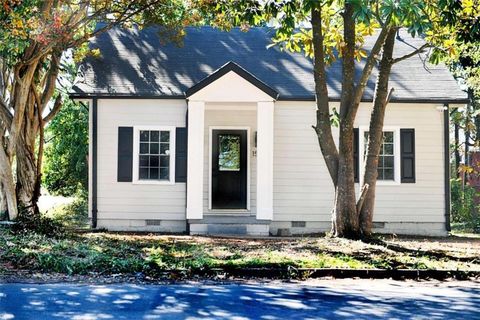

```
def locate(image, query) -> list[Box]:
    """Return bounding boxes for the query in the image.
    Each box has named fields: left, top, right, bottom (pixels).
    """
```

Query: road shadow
left=0, top=281, right=478, bottom=319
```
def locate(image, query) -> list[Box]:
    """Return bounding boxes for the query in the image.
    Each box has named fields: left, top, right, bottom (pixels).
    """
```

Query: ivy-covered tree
left=0, top=0, right=204, bottom=219
left=202, top=0, right=463, bottom=238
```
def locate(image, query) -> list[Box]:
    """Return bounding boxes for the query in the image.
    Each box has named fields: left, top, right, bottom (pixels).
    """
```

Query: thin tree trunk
left=0, top=146, right=17, bottom=220
left=454, top=120, right=461, bottom=179
left=311, top=6, right=339, bottom=184
left=0, top=183, right=6, bottom=219
left=359, top=28, right=397, bottom=237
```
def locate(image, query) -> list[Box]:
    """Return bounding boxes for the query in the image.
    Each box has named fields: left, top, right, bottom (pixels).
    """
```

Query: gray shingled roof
left=71, top=26, right=468, bottom=103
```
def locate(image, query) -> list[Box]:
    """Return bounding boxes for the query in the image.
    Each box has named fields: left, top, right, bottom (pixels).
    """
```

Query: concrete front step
left=189, top=223, right=270, bottom=236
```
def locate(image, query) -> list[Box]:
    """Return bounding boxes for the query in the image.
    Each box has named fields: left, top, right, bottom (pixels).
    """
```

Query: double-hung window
left=133, top=126, right=175, bottom=184
left=360, top=128, right=400, bottom=184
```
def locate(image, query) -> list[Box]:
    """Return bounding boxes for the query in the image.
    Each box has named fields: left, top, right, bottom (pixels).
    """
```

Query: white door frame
left=208, top=126, right=251, bottom=211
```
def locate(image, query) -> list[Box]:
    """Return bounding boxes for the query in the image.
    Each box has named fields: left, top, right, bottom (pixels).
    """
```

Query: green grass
left=1, top=228, right=478, bottom=279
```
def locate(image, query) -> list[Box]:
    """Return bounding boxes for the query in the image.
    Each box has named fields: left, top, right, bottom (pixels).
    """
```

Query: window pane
left=384, top=132, right=393, bottom=143
left=384, top=168, right=394, bottom=180
left=150, top=156, right=159, bottom=167
left=150, top=131, right=159, bottom=142
left=149, top=168, right=159, bottom=179
left=384, top=143, right=394, bottom=155
left=160, top=155, right=169, bottom=167
left=160, top=143, right=170, bottom=155
left=140, top=155, right=149, bottom=167
left=160, top=131, right=170, bottom=143
left=377, top=168, right=383, bottom=179
left=219, top=134, right=240, bottom=171
left=160, top=168, right=169, bottom=180
left=140, top=131, right=149, bottom=142
left=139, top=167, right=149, bottom=179
left=140, top=143, right=149, bottom=154
left=150, top=143, right=159, bottom=154
left=383, top=156, right=394, bottom=168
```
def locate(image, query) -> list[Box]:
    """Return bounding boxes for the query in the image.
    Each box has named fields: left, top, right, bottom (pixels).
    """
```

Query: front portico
left=185, top=62, right=277, bottom=235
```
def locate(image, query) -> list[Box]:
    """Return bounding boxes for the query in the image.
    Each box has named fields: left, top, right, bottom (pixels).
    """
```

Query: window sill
left=132, top=180, right=175, bottom=185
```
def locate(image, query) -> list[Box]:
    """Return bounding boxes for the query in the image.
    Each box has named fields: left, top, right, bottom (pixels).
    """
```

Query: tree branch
left=311, top=5, right=339, bottom=185
left=356, top=183, right=369, bottom=214
left=43, top=95, right=62, bottom=124
left=392, top=43, right=430, bottom=64
left=347, top=25, right=393, bottom=122
left=0, top=97, right=13, bottom=127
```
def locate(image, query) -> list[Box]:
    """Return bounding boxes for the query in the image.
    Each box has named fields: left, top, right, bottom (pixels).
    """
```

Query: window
left=218, top=134, right=241, bottom=171
left=133, top=127, right=175, bottom=184
left=361, top=129, right=399, bottom=183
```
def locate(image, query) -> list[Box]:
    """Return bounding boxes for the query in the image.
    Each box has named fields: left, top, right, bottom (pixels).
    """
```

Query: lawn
left=0, top=228, right=479, bottom=280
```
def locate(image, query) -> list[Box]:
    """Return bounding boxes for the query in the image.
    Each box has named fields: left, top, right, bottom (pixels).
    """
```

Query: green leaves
left=43, top=98, right=88, bottom=197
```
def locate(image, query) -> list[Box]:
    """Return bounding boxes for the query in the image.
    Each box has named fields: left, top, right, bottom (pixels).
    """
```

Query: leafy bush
left=12, top=206, right=66, bottom=238
left=43, top=99, right=88, bottom=197
left=451, top=178, right=480, bottom=231
left=47, top=196, right=88, bottom=229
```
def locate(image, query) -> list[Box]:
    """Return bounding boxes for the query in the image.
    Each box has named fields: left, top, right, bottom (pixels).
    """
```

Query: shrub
left=47, top=196, right=88, bottom=229
left=451, top=178, right=480, bottom=231
left=12, top=206, right=66, bottom=238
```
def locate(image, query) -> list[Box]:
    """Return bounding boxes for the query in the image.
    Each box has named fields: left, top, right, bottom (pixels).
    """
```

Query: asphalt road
left=0, top=279, right=478, bottom=319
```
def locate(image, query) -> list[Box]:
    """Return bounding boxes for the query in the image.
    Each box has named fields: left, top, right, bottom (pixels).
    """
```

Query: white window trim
left=132, top=125, right=176, bottom=185
left=208, top=126, right=251, bottom=212
left=358, top=126, right=401, bottom=186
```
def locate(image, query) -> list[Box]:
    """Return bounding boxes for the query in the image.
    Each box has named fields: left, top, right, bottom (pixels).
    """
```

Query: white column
left=186, top=101, right=205, bottom=219
left=256, top=101, right=274, bottom=220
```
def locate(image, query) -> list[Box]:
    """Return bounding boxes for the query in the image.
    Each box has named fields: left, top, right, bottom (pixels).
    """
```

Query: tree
left=0, top=0, right=203, bottom=220
left=43, top=97, right=88, bottom=198
left=204, top=0, right=459, bottom=238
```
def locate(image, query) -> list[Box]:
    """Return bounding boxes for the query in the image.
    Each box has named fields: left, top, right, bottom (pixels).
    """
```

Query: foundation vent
left=373, top=222, right=385, bottom=229
left=292, top=221, right=306, bottom=228
left=146, top=220, right=162, bottom=226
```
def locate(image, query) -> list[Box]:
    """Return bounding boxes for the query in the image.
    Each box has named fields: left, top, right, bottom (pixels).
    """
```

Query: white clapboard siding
left=96, top=99, right=187, bottom=221
left=273, top=101, right=446, bottom=229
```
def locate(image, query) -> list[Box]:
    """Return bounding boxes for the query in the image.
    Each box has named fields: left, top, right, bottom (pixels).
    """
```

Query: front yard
left=1, top=229, right=479, bottom=281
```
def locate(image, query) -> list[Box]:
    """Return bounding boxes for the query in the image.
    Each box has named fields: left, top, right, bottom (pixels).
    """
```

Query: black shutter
left=117, top=127, right=133, bottom=182
left=175, top=127, right=188, bottom=182
left=354, top=128, right=359, bottom=183
left=400, top=129, right=415, bottom=183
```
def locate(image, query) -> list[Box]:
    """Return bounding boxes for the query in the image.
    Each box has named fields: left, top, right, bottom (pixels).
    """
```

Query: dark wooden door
left=211, top=129, right=248, bottom=209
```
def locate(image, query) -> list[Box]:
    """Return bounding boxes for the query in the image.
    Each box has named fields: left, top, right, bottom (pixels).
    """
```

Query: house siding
left=272, top=101, right=447, bottom=236
left=95, top=99, right=187, bottom=231
left=91, top=98, right=448, bottom=236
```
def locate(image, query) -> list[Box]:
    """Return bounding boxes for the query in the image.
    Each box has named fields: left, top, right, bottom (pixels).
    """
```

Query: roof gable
left=186, top=61, right=278, bottom=100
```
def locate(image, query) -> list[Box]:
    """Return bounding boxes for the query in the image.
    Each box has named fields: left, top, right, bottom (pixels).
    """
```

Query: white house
left=71, top=27, right=468, bottom=236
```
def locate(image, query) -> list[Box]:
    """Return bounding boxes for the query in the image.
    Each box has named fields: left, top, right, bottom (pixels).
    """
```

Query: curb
left=196, top=268, right=480, bottom=280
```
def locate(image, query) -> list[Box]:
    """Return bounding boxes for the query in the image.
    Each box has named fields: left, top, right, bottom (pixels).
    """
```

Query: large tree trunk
left=333, top=125, right=359, bottom=237
left=359, top=28, right=397, bottom=236
left=330, top=3, right=359, bottom=237
left=15, top=113, right=42, bottom=216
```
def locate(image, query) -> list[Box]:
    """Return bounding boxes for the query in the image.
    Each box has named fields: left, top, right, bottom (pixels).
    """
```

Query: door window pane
left=218, top=134, right=241, bottom=171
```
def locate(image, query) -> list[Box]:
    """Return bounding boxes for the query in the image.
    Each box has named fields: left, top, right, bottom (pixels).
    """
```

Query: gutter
left=92, top=98, right=98, bottom=229
left=444, top=104, right=451, bottom=232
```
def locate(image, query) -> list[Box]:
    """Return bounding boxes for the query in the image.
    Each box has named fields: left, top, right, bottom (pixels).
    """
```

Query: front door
left=211, top=129, right=248, bottom=209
